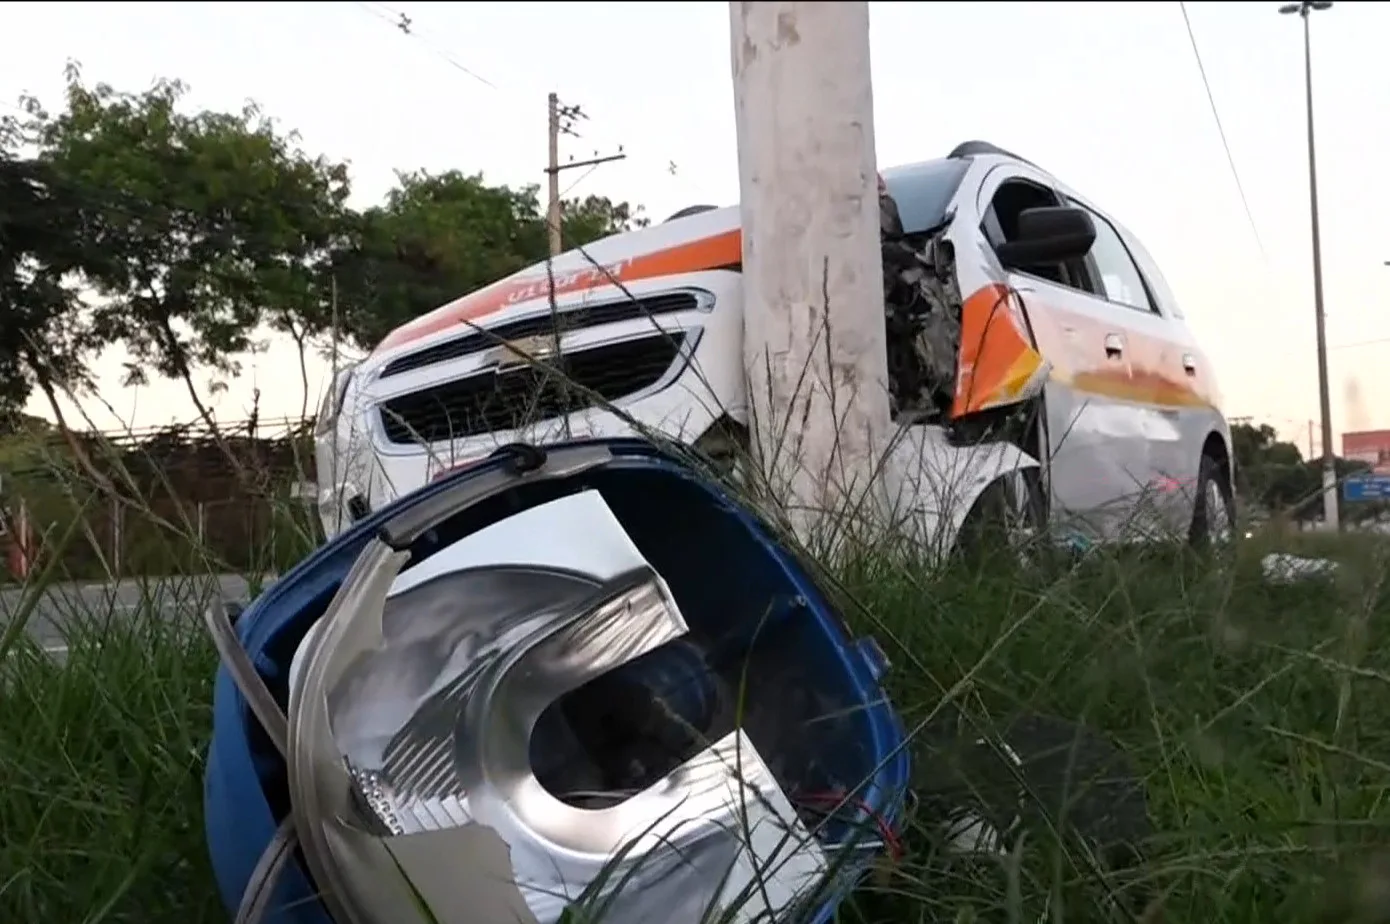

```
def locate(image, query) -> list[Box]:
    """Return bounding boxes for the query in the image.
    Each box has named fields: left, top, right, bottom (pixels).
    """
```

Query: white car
left=314, top=140, right=1233, bottom=555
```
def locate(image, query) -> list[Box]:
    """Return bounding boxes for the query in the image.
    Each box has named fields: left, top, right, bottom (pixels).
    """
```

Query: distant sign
left=1343, top=475, right=1390, bottom=503
left=1343, top=430, right=1390, bottom=475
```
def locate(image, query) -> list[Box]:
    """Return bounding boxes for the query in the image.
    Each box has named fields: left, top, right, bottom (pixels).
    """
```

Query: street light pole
left=1280, top=0, right=1337, bottom=529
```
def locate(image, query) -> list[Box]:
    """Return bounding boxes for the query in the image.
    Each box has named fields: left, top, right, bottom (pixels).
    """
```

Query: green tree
left=27, top=65, right=351, bottom=428
left=1231, top=423, right=1307, bottom=512
left=329, top=170, right=646, bottom=349
left=561, top=192, right=646, bottom=252
left=1230, top=421, right=1384, bottom=523
left=3, top=68, right=647, bottom=429
left=0, top=104, right=113, bottom=435
left=1230, top=422, right=1282, bottom=481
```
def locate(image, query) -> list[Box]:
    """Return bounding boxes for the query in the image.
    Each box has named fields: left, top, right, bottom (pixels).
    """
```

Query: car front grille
left=378, top=332, right=688, bottom=446
left=379, top=292, right=701, bottom=379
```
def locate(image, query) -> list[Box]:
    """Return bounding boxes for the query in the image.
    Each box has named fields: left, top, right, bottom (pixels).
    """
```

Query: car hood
left=372, top=206, right=742, bottom=361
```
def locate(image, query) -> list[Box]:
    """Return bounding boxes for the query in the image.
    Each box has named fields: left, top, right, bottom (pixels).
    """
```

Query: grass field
left=3, top=520, right=1390, bottom=923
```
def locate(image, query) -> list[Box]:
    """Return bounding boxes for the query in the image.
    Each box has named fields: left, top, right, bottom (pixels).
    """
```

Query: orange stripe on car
left=376, top=246, right=1212, bottom=416
left=953, top=283, right=1212, bottom=415
left=1070, top=369, right=1208, bottom=407
left=374, top=229, right=743, bottom=355
left=951, top=284, right=1047, bottom=417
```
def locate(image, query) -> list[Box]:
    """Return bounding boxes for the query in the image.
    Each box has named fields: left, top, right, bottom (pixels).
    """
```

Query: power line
left=549, top=96, right=627, bottom=195
left=352, top=1, right=498, bottom=89
left=556, top=100, right=585, bottom=140
left=545, top=92, right=626, bottom=255
left=1178, top=1, right=1267, bottom=262
left=1330, top=335, right=1390, bottom=351
left=560, top=163, right=602, bottom=198
left=347, top=1, right=684, bottom=198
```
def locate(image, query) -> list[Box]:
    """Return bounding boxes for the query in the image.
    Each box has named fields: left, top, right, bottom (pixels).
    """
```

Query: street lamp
left=1280, top=0, right=1337, bottom=529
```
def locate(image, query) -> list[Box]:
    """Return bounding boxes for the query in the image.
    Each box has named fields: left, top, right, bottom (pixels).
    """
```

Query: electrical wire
left=795, top=790, right=905, bottom=861
left=560, top=163, right=602, bottom=198
left=1178, top=0, right=1267, bottom=263
left=1329, top=335, right=1390, bottom=351
left=345, top=0, right=686, bottom=199
left=352, top=0, right=498, bottom=89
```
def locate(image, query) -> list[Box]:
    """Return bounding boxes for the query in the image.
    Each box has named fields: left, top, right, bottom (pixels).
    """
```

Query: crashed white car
left=315, top=140, right=1234, bottom=553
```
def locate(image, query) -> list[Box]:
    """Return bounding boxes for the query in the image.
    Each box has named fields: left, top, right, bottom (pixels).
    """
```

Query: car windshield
left=881, top=158, right=970, bottom=235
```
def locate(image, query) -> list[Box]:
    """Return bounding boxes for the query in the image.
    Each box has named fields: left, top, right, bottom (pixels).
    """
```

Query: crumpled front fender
left=879, top=425, right=1041, bottom=563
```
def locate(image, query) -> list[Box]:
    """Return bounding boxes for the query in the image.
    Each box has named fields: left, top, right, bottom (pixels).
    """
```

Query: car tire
left=1188, top=451, right=1235, bottom=550
left=954, top=468, right=1046, bottom=567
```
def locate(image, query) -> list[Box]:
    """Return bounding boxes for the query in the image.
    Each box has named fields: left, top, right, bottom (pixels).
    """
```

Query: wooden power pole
left=547, top=92, right=563, bottom=257
left=544, top=92, right=626, bottom=258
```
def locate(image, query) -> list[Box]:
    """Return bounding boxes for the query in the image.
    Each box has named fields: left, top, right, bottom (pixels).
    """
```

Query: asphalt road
left=0, top=574, right=267, bottom=653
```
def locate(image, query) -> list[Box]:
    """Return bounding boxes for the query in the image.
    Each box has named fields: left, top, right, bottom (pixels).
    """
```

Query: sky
left=3, top=0, right=1388, bottom=453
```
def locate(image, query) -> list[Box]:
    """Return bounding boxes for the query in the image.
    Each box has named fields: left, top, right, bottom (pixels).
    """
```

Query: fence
left=2, top=416, right=319, bottom=582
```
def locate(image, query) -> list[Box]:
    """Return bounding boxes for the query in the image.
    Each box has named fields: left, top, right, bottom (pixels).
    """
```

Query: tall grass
left=4, top=284, right=1390, bottom=922
left=0, top=593, right=223, bottom=923
left=0, top=412, right=313, bottom=922
left=4, top=465, right=1390, bottom=923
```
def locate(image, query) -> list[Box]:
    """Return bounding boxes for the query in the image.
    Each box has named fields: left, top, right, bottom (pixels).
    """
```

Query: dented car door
left=1112, top=225, right=1226, bottom=535
left=965, top=164, right=1153, bottom=541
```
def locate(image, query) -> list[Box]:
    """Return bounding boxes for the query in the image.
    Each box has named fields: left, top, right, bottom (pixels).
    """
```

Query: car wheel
left=955, top=468, right=1046, bottom=567
left=1188, top=452, right=1235, bottom=550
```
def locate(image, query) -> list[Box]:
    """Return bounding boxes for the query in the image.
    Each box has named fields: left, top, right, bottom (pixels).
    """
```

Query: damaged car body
left=316, top=140, right=1233, bottom=553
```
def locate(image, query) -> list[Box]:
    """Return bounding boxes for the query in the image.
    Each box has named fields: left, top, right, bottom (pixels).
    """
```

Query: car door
left=973, top=165, right=1151, bottom=541
left=1112, top=221, right=1224, bottom=533
left=1055, top=196, right=1188, bottom=539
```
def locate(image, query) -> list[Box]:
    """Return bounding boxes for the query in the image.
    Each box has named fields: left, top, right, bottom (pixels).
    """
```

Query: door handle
left=1182, top=353, right=1198, bottom=375
left=1104, top=333, right=1125, bottom=359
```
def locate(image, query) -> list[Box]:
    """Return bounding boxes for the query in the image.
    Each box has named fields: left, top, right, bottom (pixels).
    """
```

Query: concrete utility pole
left=544, top=93, right=626, bottom=258
left=1280, top=0, right=1338, bottom=529
left=730, top=0, right=890, bottom=545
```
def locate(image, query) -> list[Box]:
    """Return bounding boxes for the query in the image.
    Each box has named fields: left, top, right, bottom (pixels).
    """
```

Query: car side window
left=1068, top=199, right=1155, bottom=313
left=984, top=178, right=1100, bottom=295
left=1121, top=230, right=1184, bottom=319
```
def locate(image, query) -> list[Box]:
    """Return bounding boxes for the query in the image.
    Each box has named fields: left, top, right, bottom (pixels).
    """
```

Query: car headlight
left=206, top=441, right=913, bottom=924
left=315, top=363, right=358, bottom=438
left=286, top=488, right=827, bottom=924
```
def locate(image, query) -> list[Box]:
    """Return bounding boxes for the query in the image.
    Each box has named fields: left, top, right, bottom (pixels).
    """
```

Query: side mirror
left=995, top=206, right=1096, bottom=269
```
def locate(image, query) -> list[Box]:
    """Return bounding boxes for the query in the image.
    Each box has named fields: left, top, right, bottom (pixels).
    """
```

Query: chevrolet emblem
left=486, top=334, right=560, bottom=371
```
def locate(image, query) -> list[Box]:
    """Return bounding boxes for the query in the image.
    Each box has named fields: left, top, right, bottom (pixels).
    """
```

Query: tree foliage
left=0, top=66, right=643, bottom=424
left=0, top=126, right=106, bottom=429
left=1231, top=422, right=1313, bottom=514
left=1231, top=421, right=1379, bottom=522
left=329, top=171, right=645, bottom=348
left=32, top=69, right=351, bottom=414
